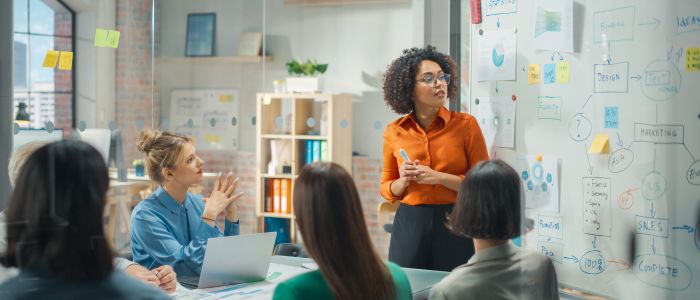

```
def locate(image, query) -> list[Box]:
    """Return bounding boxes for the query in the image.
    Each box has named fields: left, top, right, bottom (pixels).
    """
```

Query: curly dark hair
left=382, top=45, right=458, bottom=115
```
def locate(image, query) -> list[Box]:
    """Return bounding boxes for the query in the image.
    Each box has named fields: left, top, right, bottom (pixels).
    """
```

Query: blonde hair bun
left=137, top=129, right=162, bottom=154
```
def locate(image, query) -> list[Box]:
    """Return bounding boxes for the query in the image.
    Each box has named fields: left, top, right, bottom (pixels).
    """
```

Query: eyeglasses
left=417, top=73, right=451, bottom=87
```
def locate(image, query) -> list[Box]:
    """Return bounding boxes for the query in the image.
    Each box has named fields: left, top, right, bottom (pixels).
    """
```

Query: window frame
left=12, top=0, right=76, bottom=130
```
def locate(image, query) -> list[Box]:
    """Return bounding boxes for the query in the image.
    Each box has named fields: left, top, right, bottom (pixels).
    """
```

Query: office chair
left=272, top=243, right=309, bottom=258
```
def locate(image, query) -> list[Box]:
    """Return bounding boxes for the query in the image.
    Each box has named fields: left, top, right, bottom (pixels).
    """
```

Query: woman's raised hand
left=203, top=172, right=244, bottom=222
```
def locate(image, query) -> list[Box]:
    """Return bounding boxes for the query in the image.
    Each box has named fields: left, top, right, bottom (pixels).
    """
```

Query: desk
left=271, top=256, right=448, bottom=300
left=172, top=256, right=448, bottom=300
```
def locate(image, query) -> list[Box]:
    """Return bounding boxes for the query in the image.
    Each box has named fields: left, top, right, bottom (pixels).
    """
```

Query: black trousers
left=388, top=203, right=474, bottom=271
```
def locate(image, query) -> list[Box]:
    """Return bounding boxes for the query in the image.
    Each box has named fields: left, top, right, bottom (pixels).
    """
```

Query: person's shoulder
left=273, top=270, right=328, bottom=300
left=107, top=270, right=170, bottom=299
left=386, top=261, right=408, bottom=281
left=450, top=111, right=477, bottom=124
left=432, top=263, right=480, bottom=294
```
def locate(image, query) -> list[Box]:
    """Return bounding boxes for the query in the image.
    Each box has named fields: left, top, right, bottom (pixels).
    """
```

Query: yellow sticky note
left=204, top=134, right=222, bottom=144
left=556, top=61, right=570, bottom=83
left=686, top=47, right=700, bottom=72
left=94, top=28, right=109, bottom=47
left=42, top=50, right=59, bottom=68
left=219, top=94, right=234, bottom=102
left=106, top=30, right=120, bottom=48
left=589, top=134, right=610, bottom=154
left=58, top=51, right=73, bottom=70
left=528, top=64, right=541, bottom=84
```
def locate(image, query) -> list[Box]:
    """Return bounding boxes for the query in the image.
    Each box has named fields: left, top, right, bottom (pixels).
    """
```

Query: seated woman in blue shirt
left=131, top=129, right=243, bottom=278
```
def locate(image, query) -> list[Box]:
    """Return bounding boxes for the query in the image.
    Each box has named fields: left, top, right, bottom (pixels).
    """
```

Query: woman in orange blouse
left=381, top=46, right=489, bottom=271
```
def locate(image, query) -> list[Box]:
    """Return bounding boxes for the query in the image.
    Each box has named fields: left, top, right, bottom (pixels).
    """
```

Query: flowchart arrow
left=564, top=255, right=580, bottom=263
left=616, top=132, right=623, bottom=147
left=607, top=259, right=631, bottom=271
left=630, top=74, right=642, bottom=81
left=637, top=18, right=661, bottom=30
left=672, top=225, right=695, bottom=233
left=495, top=81, right=500, bottom=94
left=584, top=144, right=593, bottom=175
left=651, top=237, right=657, bottom=254
left=592, top=236, right=598, bottom=249
left=650, top=202, right=656, bottom=218
left=497, top=17, right=501, bottom=28
left=550, top=51, right=563, bottom=61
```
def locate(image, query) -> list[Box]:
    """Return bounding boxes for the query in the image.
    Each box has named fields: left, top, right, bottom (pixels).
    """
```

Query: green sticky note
left=94, top=28, right=108, bottom=47
left=106, top=30, right=120, bottom=48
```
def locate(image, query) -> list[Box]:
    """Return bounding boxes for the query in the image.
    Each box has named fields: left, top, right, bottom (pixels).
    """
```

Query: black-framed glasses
left=417, top=73, right=451, bottom=87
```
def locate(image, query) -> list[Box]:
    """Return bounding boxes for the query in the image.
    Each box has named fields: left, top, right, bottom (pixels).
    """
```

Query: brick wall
left=116, top=0, right=159, bottom=166
left=54, top=11, right=72, bottom=138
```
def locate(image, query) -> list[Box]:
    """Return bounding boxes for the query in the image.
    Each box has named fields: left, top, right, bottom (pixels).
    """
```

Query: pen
left=399, top=148, right=411, bottom=162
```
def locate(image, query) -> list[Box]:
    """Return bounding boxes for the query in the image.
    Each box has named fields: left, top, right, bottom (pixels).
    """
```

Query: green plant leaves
left=286, top=59, right=328, bottom=76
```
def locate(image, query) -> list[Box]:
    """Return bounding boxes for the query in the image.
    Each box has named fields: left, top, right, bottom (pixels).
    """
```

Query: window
left=13, top=0, right=74, bottom=135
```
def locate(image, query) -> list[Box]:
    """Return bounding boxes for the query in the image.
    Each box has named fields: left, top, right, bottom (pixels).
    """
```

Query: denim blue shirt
left=130, top=186, right=239, bottom=278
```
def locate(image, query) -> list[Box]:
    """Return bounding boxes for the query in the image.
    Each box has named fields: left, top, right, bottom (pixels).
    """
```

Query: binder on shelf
left=312, top=140, right=321, bottom=162
left=286, top=179, right=292, bottom=213
left=280, top=179, right=289, bottom=213
left=320, top=141, right=328, bottom=161
left=273, top=179, right=281, bottom=213
left=305, top=140, right=313, bottom=166
left=265, top=179, right=273, bottom=212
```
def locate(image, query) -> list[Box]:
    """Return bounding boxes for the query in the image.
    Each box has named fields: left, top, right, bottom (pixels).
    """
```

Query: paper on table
left=477, top=29, right=517, bottom=82
left=532, top=0, right=574, bottom=52
left=473, top=96, right=516, bottom=155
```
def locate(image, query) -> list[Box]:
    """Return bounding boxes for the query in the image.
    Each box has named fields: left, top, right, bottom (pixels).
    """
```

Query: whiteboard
left=469, top=0, right=700, bottom=298
left=169, top=89, right=239, bottom=150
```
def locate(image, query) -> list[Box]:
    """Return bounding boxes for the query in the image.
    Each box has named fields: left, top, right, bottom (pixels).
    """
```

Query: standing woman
left=131, top=129, right=243, bottom=278
left=381, top=46, right=489, bottom=271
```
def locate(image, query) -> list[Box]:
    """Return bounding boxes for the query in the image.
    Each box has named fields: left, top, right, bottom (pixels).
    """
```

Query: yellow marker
left=42, top=50, right=60, bottom=68
left=527, top=64, right=541, bottom=84
left=588, top=134, right=610, bottom=154
left=94, top=28, right=109, bottom=47
left=556, top=61, right=570, bottom=83
left=536, top=154, right=543, bottom=162
left=106, top=30, right=121, bottom=48
left=686, top=48, right=700, bottom=72
left=58, top=51, right=73, bottom=70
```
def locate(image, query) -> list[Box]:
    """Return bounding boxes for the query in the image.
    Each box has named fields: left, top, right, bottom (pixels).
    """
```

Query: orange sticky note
left=588, top=134, right=610, bottom=154
left=42, top=50, right=59, bottom=68
left=58, top=51, right=73, bottom=70
left=528, top=64, right=540, bottom=84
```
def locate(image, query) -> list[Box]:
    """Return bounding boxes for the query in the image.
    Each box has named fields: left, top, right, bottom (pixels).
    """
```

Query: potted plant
left=133, top=159, right=146, bottom=177
left=285, top=59, right=328, bottom=93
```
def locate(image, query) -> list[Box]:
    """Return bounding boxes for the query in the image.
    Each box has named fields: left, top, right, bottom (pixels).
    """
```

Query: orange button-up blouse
left=380, top=106, right=489, bottom=205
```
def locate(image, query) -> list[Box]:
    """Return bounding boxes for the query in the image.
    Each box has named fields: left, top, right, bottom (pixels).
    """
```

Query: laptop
left=179, top=232, right=277, bottom=289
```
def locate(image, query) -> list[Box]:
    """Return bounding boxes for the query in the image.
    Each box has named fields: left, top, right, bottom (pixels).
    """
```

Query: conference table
left=171, top=255, right=449, bottom=300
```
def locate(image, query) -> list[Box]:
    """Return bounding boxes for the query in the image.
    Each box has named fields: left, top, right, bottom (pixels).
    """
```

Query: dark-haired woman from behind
left=0, top=141, right=169, bottom=300
left=429, top=160, right=559, bottom=300
left=273, top=162, right=411, bottom=300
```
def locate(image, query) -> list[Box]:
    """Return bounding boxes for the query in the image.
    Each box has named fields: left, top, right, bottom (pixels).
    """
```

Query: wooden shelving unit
left=255, top=93, right=352, bottom=240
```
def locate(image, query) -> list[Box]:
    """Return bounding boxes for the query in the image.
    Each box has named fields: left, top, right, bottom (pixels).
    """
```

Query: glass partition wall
left=8, top=0, right=449, bottom=261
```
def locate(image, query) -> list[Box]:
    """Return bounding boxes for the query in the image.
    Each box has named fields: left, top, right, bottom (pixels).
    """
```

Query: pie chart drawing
left=492, top=43, right=505, bottom=67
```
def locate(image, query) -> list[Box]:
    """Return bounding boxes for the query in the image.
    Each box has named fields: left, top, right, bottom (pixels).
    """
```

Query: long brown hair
left=136, top=129, right=193, bottom=182
left=293, top=162, right=395, bottom=299
left=3, top=141, right=113, bottom=280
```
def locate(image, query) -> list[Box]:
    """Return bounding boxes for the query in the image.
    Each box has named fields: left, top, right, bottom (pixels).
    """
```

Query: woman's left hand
left=414, top=164, right=445, bottom=185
